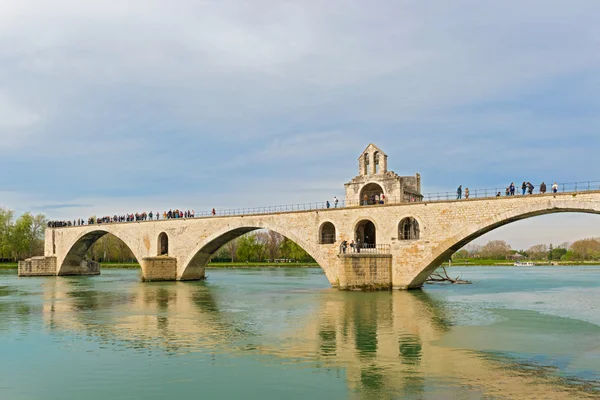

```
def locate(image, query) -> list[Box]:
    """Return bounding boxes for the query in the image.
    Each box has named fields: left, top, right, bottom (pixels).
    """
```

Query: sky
left=1, top=0, right=599, bottom=249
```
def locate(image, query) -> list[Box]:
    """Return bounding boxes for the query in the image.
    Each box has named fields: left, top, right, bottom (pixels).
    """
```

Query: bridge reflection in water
left=20, top=271, right=595, bottom=399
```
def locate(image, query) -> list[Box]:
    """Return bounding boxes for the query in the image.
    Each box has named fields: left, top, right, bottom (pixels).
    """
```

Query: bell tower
left=345, top=144, right=422, bottom=206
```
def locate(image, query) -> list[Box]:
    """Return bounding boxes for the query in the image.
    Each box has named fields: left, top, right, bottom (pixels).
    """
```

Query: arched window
left=374, top=151, right=380, bottom=174
left=359, top=183, right=384, bottom=206
left=364, top=153, right=370, bottom=175
left=398, top=218, right=420, bottom=240
left=355, top=220, right=376, bottom=247
left=319, top=222, right=336, bottom=244
left=158, top=232, right=169, bottom=255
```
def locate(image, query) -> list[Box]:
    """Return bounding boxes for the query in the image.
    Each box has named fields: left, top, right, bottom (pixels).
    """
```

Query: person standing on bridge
left=334, top=196, right=339, bottom=208
left=212, top=208, right=216, bottom=216
left=510, top=182, right=515, bottom=196
left=456, top=185, right=462, bottom=199
left=540, top=182, right=547, bottom=194
left=552, top=182, right=559, bottom=193
left=465, top=188, right=469, bottom=199
left=527, top=182, right=534, bottom=195
left=521, top=182, right=527, bottom=195
left=326, top=200, right=330, bottom=209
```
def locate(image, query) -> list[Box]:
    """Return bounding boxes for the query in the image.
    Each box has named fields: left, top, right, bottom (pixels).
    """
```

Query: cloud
left=0, top=0, right=599, bottom=245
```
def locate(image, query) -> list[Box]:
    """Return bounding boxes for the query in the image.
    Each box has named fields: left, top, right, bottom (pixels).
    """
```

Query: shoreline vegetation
left=2, top=261, right=600, bottom=270
left=0, top=262, right=320, bottom=270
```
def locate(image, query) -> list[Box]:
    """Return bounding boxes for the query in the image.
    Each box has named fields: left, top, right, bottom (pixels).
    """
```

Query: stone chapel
left=344, top=144, right=423, bottom=206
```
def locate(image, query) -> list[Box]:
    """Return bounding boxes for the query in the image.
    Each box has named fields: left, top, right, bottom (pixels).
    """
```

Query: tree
left=452, top=249, right=470, bottom=259
left=551, top=247, right=568, bottom=260
left=266, top=231, right=283, bottom=261
left=526, top=244, right=548, bottom=260
left=479, top=240, right=512, bottom=260
left=570, top=238, right=600, bottom=260
left=226, top=238, right=239, bottom=262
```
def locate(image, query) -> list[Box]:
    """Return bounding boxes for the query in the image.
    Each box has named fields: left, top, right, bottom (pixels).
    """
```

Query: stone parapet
left=18, top=256, right=57, bottom=276
left=338, top=254, right=392, bottom=290
left=141, top=257, right=178, bottom=281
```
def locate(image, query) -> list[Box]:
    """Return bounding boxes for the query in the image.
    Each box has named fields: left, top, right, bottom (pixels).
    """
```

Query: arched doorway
left=360, top=183, right=384, bottom=206
left=320, top=222, right=336, bottom=244
left=355, top=220, right=376, bottom=248
left=158, top=232, right=169, bottom=255
left=399, top=218, right=420, bottom=240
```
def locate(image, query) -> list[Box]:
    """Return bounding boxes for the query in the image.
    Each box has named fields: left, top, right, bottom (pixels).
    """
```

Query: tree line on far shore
left=453, top=238, right=600, bottom=261
left=0, top=208, right=46, bottom=262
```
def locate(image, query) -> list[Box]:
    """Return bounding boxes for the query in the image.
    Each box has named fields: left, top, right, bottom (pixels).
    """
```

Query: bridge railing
left=53, top=180, right=600, bottom=228
left=340, top=243, right=391, bottom=255
left=419, top=180, right=600, bottom=201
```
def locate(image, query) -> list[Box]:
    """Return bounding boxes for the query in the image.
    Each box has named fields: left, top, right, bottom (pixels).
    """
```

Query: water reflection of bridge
left=30, top=277, right=598, bottom=398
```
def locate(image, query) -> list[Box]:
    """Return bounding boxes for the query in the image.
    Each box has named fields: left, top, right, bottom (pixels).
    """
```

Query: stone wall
left=141, top=257, right=178, bottom=281
left=18, top=256, right=57, bottom=276
left=339, top=254, right=392, bottom=290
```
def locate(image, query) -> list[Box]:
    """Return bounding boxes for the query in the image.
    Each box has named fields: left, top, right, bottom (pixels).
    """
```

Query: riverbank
left=444, top=259, right=600, bottom=266
left=0, top=261, right=320, bottom=270
left=100, top=262, right=320, bottom=269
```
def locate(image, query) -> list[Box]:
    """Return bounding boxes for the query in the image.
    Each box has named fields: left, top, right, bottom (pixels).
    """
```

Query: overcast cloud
left=1, top=0, right=599, bottom=248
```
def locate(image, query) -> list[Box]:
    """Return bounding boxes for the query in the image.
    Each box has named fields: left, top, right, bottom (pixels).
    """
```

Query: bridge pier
left=338, top=254, right=392, bottom=290
left=141, top=257, right=179, bottom=282
left=18, top=256, right=58, bottom=276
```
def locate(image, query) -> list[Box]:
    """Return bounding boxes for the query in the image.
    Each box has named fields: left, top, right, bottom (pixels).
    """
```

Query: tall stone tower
left=344, top=144, right=422, bottom=206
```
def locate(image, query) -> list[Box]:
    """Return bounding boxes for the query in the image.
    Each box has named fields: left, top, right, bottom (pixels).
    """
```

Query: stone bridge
left=19, top=190, right=600, bottom=290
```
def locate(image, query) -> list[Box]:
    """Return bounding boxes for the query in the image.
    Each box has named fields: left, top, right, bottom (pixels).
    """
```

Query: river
left=0, top=266, right=599, bottom=399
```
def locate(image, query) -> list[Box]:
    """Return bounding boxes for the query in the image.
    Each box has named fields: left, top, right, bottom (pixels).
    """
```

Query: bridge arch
left=180, top=222, right=336, bottom=284
left=407, top=198, right=600, bottom=288
left=57, top=228, right=144, bottom=276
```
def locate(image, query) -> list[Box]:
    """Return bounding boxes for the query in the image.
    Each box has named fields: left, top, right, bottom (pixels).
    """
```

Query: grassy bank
left=0, top=263, right=17, bottom=269
left=99, top=262, right=320, bottom=269
left=444, top=259, right=600, bottom=266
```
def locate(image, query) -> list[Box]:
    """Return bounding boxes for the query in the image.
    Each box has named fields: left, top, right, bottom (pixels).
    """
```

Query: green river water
left=0, top=266, right=599, bottom=399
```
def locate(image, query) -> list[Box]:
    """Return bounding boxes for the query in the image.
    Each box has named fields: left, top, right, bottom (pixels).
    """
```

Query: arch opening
left=355, top=220, right=376, bottom=248
left=409, top=206, right=600, bottom=289
left=360, top=183, right=384, bottom=206
left=364, top=153, right=370, bottom=175
left=181, top=226, right=332, bottom=283
left=158, top=232, right=169, bottom=255
left=320, top=222, right=336, bottom=244
left=399, top=218, right=420, bottom=240
left=60, top=231, right=141, bottom=275
left=374, top=151, right=380, bottom=174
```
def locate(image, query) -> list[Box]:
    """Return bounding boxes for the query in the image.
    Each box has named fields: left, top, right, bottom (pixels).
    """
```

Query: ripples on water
left=0, top=266, right=599, bottom=399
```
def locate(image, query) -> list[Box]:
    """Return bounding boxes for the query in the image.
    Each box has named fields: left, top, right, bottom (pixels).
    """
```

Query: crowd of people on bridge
left=457, top=182, right=560, bottom=200
left=48, top=209, right=197, bottom=228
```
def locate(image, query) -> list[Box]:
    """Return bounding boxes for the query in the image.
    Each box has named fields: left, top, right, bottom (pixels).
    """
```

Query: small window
left=320, top=222, right=336, bottom=244
left=399, top=218, right=420, bottom=240
left=158, top=232, right=169, bottom=255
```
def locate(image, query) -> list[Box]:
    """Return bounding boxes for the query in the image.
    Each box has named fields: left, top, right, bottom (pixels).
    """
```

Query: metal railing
left=339, top=243, right=390, bottom=255
left=51, top=180, right=600, bottom=228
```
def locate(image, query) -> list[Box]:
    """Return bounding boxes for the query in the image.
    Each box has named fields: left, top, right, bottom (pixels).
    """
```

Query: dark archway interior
left=356, top=220, right=376, bottom=247
left=320, top=222, right=336, bottom=244
left=360, top=183, right=384, bottom=205
left=399, top=218, right=420, bottom=240
left=158, top=232, right=169, bottom=255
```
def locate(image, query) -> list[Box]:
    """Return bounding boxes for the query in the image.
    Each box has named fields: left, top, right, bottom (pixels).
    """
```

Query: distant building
left=344, top=144, right=423, bottom=206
